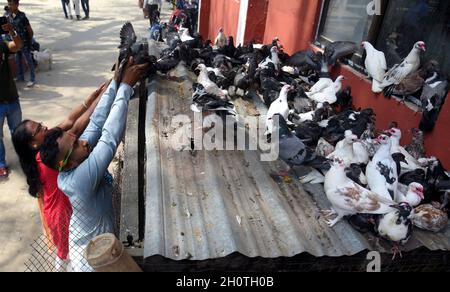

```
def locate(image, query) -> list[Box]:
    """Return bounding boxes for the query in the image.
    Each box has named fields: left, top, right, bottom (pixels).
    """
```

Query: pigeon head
left=281, top=84, right=294, bottom=93
left=375, top=134, right=390, bottom=146
left=392, top=153, right=408, bottom=165
left=270, top=46, right=279, bottom=54
left=344, top=130, right=359, bottom=143
left=414, top=41, right=426, bottom=52
left=335, top=75, right=346, bottom=83
left=387, top=128, right=402, bottom=139
left=195, top=64, right=207, bottom=72
left=331, top=158, right=346, bottom=169
left=411, top=128, right=424, bottom=140
left=218, top=27, right=224, bottom=33
left=361, top=41, right=372, bottom=50
left=392, top=203, right=414, bottom=222
left=409, top=183, right=425, bottom=201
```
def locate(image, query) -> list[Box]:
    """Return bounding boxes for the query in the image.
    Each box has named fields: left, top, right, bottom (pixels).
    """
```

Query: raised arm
left=2, top=23, right=23, bottom=52
left=58, top=82, right=108, bottom=132
left=75, top=59, right=149, bottom=193
left=77, top=79, right=118, bottom=147
left=69, top=83, right=109, bottom=137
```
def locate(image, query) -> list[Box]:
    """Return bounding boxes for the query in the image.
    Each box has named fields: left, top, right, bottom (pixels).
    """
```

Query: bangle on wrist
left=9, top=30, right=18, bottom=38
left=82, top=100, right=89, bottom=109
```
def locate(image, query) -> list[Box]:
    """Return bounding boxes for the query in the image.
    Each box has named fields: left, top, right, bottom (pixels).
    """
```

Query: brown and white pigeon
left=323, top=160, right=396, bottom=227
left=413, top=204, right=449, bottom=233
left=405, top=128, right=425, bottom=160
left=380, top=41, right=426, bottom=89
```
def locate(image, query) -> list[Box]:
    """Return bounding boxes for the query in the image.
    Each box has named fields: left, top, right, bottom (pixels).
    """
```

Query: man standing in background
left=8, top=0, right=35, bottom=87
left=0, top=20, right=23, bottom=178
left=145, top=0, right=162, bottom=26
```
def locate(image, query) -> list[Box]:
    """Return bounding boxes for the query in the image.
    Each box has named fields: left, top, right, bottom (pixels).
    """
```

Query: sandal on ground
left=0, top=167, right=8, bottom=178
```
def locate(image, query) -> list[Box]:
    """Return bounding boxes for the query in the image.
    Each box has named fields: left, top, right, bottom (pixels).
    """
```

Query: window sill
left=309, top=43, right=421, bottom=113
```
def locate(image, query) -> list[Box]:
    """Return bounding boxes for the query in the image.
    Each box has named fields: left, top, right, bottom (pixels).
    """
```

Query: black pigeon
left=324, top=41, right=358, bottom=67
left=392, top=153, right=407, bottom=177
left=286, top=49, right=321, bottom=71
left=114, top=22, right=156, bottom=83
left=115, top=22, right=137, bottom=83
left=190, top=83, right=236, bottom=116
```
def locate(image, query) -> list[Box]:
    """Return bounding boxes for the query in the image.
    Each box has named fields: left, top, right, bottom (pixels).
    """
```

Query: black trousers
left=147, top=4, right=159, bottom=26
left=81, top=0, right=89, bottom=17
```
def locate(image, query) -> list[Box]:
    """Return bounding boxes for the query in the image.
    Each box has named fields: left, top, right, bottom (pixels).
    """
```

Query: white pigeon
left=196, top=64, right=228, bottom=100
left=179, top=28, right=194, bottom=43
left=306, top=75, right=345, bottom=104
left=300, top=169, right=325, bottom=185
left=265, top=85, right=293, bottom=135
left=353, top=140, right=370, bottom=165
left=380, top=41, right=426, bottom=88
left=366, top=135, right=398, bottom=201
left=387, top=128, right=423, bottom=173
left=323, top=160, right=396, bottom=227
left=259, top=46, right=281, bottom=71
left=327, top=130, right=358, bottom=167
left=214, top=27, right=227, bottom=49
left=362, top=41, right=387, bottom=93
left=395, top=183, right=424, bottom=207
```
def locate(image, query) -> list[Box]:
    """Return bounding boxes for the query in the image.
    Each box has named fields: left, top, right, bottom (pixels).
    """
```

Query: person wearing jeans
left=15, top=46, right=35, bottom=85
left=0, top=20, right=23, bottom=178
left=0, top=101, right=22, bottom=177
left=81, top=0, right=89, bottom=19
left=8, top=0, right=35, bottom=87
left=61, top=0, right=73, bottom=19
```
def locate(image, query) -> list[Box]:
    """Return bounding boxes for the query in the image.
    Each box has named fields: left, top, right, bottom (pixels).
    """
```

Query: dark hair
left=40, top=127, right=64, bottom=171
left=12, top=120, right=41, bottom=198
left=7, top=0, right=19, bottom=4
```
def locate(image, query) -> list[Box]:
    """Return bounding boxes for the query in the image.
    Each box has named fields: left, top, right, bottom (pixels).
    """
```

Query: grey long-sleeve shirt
left=58, top=80, right=133, bottom=247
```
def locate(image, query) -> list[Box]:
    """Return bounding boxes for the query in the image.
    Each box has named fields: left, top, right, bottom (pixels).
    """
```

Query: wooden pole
left=85, top=233, right=142, bottom=272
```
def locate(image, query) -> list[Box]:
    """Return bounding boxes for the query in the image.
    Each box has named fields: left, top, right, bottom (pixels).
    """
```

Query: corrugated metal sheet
left=143, top=43, right=450, bottom=261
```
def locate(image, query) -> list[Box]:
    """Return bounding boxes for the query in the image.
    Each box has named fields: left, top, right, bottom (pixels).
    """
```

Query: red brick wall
left=263, top=0, right=322, bottom=54
left=199, top=0, right=240, bottom=43
left=243, top=0, right=270, bottom=45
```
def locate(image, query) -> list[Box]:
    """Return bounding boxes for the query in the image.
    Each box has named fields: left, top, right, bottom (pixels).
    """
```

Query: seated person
left=39, top=57, right=149, bottom=272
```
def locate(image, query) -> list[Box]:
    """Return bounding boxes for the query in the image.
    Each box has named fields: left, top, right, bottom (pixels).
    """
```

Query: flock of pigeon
left=143, top=20, right=450, bottom=257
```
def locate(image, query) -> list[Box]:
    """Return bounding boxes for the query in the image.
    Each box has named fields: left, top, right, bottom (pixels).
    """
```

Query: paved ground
left=0, top=0, right=162, bottom=272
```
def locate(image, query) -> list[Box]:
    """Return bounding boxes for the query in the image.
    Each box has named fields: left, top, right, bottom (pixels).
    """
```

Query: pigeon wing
left=325, top=41, right=358, bottom=66
left=119, top=22, right=137, bottom=50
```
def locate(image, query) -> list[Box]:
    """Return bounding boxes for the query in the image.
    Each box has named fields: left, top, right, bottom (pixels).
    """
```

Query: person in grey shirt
left=39, top=57, right=149, bottom=271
